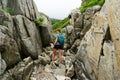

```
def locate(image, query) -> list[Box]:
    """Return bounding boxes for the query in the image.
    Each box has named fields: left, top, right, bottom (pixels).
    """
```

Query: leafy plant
left=34, top=17, right=44, bottom=26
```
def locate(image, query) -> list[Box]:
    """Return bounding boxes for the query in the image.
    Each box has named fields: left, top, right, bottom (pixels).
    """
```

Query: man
left=52, top=29, right=64, bottom=64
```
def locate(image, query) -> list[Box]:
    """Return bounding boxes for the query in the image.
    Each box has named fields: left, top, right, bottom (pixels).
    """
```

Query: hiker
left=51, top=29, right=64, bottom=63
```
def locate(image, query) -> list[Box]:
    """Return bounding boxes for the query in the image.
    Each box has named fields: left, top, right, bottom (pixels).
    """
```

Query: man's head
left=56, top=29, right=61, bottom=34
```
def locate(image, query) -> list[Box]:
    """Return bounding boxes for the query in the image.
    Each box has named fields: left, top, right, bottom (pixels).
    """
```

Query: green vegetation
left=52, top=17, right=69, bottom=30
left=34, top=17, right=44, bottom=26
left=80, top=0, right=105, bottom=12
left=50, top=18, right=60, bottom=25
left=1, top=7, right=12, bottom=14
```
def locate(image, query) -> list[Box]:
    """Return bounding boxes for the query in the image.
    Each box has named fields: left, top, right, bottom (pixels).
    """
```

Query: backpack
left=57, top=34, right=64, bottom=45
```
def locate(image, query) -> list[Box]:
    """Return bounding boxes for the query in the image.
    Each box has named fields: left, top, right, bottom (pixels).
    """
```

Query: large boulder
left=7, top=0, right=39, bottom=20
left=107, top=0, right=120, bottom=79
left=0, top=10, right=14, bottom=36
left=13, top=15, right=42, bottom=59
left=70, top=9, right=83, bottom=28
left=64, top=25, right=76, bottom=48
left=70, top=9, right=83, bottom=40
left=0, top=25, right=21, bottom=67
left=39, top=13, right=54, bottom=47
left=11, top=57, right=33, bottom=80
left=81, top=5, right=101, bottom=36
left=75, top=0, right=120, bottom=80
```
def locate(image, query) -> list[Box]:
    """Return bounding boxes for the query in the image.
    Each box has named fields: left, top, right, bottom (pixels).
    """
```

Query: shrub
left=34, top=17, right=44, bottom=26
left=79, top=0, right=105, bottom=12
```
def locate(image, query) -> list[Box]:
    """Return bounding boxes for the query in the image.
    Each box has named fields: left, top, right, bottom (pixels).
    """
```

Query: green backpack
left=57, top=34, right=64, bottom=45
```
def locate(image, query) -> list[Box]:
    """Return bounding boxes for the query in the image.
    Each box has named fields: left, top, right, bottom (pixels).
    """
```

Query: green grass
left=52, top=17, right=70, bottom=30
left=34, top=17, right=44, bottom=26
left=80, top=0, right=105, bottom=12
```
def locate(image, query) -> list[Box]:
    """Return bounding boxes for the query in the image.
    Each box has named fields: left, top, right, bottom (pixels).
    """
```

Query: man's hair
left=56, top=29, right=61, bottom=33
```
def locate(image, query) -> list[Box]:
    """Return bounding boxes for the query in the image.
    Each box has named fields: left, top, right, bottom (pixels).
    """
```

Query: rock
left=65, top=25, right=76, bottom=48
left=98, top=41, right=114, bottom=80
left=13, top=15, right=42, bottom=59
left=7, top=0, right=39, bottom=20
left=45, top=64, right=53, bottom=73
left=65, top=10, right=83, bottom=48
left=66, top=64, right=74, bottom=78
left=0, top=0, right=8, bottom=8
left=65, top=25, right=74, bottom=34
left=81, top=5, right=101, bottom=36
left=75, top=1, right=109, bottom=79
left=39, top=13, right=54, bottom=47
left=0, top=25, right=21, bottom=67
left=70, top=9, right=83, bottom=28
left=92, top=5, right=101, bottom=12
left=12, top=57, right=33, bottom=80
left=106, top=0, right=120, bottom=79
left=55, top=75, right=71, bottom=80
left=70, top=39, right=81, bottom=54
left=75, top=0, right=120, bottom=79
left=0, top=10, right=14, bottom=35
left=0, top=71, right=14, bottom=80
left=38, top=54, right=50, bottom=65
left=36, top=72, right=56, bottom=80
left=0, top=53, right=7, bottom=75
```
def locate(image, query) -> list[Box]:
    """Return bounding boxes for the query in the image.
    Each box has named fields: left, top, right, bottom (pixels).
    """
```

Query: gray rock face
left=75, top=0, right=120, bottom=80
left=7, top=0, right=39, bottom=20
left=0, top=0, right=58, bottom=80
left=13, top=15, right=42, bottom=59
left=106, top=0, right=120, bottom=79
left=65, top=25, right=76, bottom=48
left=81, top=5, right=101, bottom=36
left=70, top=9, right=83, bottom=28
left=0, top=0, right=8, bottom=8
left=0, top=10, right=14, bottom=36
left=11, top=57, right=33, bottom=80
left=39, top=13, right=54, bottom=47
left=0, top=25, right=21, bottom=67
